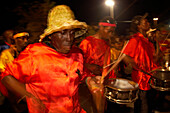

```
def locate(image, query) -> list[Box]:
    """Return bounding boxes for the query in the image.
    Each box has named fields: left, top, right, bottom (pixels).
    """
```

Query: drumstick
left=103, top=40, right=129, bottom=69
left=148, top=66, right=162, bottom=73
left=116, top=40, right=129, bottom=61
left=103, top=47, right=110, bottom=69
left=101, top=41, right=129, bottom=83
left=136, top=68, right=162, bottom=80
left=100, top=54, right=126, bottom=83
left=101, top=47, right=110, bottom=83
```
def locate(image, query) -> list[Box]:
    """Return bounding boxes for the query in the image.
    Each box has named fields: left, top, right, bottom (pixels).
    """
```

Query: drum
left=150, top=69, right=170, bottom=91
left=164, top=53, right=170, bottom=70
left=104, top=78, right=139, bottom=104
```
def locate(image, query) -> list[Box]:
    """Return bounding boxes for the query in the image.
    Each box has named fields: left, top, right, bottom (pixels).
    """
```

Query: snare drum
left=149, top=69, right=170, bottom=91
left=104, top=78, right=139, bottom=104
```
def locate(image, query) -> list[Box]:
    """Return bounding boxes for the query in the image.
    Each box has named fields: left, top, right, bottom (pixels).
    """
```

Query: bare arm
left=122, top=54, right=139, bottom=71
left=1, top=75, right=33, bottom=98
left=85, top=63, right=102, bottom=75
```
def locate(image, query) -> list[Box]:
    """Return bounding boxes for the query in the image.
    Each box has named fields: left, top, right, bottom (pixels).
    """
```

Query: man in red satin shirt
left=0, top=5, right=89, bottom=113
left=79, top=16, right=116, bottom=79
left=122, top=15, right=158, bottom=113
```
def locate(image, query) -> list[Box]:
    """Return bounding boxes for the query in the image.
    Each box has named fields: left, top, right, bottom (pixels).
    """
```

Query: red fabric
left=123, top=33, right=157, bottom=90
left=1, top=43, right=86, bottom=113
left=0, top=81, right=8, bottom=97
left=79, top=36, right=116, bottom=78
left=99, top=22, right=116, bottom=27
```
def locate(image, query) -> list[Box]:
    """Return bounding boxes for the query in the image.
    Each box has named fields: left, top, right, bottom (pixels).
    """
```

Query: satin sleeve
left=79, top=39, right=92, bottom=61
left=123, top=38, right=139, bottom=58
left=1, top=50, right=32, bottom=83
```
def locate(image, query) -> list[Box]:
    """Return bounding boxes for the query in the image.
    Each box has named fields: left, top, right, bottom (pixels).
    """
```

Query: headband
left=99, top=22, right=116, bottom=27
left=13, top=32, right=29, bottom=39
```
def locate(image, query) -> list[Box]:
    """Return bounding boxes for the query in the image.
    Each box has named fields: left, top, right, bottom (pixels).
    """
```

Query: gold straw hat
left=39, top=5, right=88, bottom=42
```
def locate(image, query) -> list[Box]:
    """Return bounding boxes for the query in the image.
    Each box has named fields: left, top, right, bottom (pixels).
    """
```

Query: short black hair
left=99, top=16, right=116, bottom=25
left=130, top=13, right=148, bottom=33
left=130, top=15, right=143, bottom=33
left=13, top=27, right=29, bottom=36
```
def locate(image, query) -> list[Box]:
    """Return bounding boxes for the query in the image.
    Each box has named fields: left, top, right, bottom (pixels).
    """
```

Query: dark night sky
left=0, top=0, right=169, bottom=35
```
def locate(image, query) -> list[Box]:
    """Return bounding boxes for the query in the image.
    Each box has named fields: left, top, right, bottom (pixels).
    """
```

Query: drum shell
left=150, top=69, right=170, bottom=91
left=104, top=78, right=139, bottom=104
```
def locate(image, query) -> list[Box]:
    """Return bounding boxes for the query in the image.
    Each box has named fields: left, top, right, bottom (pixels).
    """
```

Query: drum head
left=104, top=78, right=139, bottom=104
left=104, top=78, right=138, bottom=91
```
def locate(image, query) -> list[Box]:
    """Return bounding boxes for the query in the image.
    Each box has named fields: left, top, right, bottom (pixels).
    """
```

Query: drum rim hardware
left=149, top=68, right=170, bottom=91
left=104, top=78, right=139, bottom=104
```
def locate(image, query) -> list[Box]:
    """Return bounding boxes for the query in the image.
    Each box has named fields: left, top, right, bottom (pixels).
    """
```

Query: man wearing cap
left=0, top=29, right=29, bottom=112
left=0, top=5, right=90, bottom=113
left=0, top=30, right=29, bottom=73
left=121, top=15, right=158, bottom=113
left=79, top=16, right=116, bottom=79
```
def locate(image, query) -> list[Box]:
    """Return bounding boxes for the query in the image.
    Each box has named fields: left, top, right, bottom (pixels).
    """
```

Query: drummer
left=79, top=16, right=116, bottom=78
left=121, top=15, right=158, bottom=113
left=80, top=16, right=117, bottom=112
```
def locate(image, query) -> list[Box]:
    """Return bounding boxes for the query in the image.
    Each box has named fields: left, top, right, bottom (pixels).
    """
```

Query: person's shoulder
left=83, top=36, right=94, bottom=41
left=128, top=35, right=140, bottom=45
left=1, top=47, right=13, bottom=54
left=129, top=33, right=142, bottom=41
left=80, top=36, right=94, bottom=45
left=20, top=43, right=48, bottom=55
left=86, top=36, right=94, bottom=39
left=72, top=46, right=83, bottom=53
left=25, top=43, right=47, bottom=51
left=0, top=48, right=14, bottom=62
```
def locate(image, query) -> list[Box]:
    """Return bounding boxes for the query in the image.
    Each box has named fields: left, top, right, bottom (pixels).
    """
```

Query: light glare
left=105, top=0, right=115, bottom=6
left=153, top=18, right=158, bottom=21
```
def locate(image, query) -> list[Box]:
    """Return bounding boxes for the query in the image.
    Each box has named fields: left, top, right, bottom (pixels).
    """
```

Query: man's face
left=50, top=29, right=75, bottom=54
left=4, top=30, right=14, bottom=43
left=138, top=19, right=150, bottom=31
left=15, top=35, right=29, bottom=52
left=99, top=26, right=115, bottom=40
left=4, top=30, right=14, bottom=39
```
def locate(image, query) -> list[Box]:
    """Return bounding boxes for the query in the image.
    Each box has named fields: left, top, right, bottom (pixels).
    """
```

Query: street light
left=153, top=18, right=158, bottom=27
left=105, top=0, right=115, bottom=19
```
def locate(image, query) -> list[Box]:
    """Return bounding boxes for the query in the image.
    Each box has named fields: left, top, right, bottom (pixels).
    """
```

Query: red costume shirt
left=1, top=43, right=86, bottom=113
left=79, top=36, right=116, bottom=78
left=123, top=33, right=157, bottom=90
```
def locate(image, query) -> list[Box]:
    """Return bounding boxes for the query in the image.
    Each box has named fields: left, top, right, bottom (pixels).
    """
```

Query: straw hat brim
left=40, top=20, right=87, bottom=42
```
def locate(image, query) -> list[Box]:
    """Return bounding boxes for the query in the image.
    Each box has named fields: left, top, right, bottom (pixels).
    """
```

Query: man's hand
left=86, top=76, right=103, bottom=93
left=86, top=76, right=105, bottom=113
left=85, top=63, right=102, bottom=75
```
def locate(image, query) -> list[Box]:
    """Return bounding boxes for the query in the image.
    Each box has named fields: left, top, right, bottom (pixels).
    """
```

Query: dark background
left=0, top=0, right=169, bottom=35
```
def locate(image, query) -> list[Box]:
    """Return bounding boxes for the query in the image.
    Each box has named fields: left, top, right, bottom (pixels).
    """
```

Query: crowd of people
left=0, top=4, right=169, bottom=113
